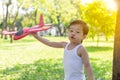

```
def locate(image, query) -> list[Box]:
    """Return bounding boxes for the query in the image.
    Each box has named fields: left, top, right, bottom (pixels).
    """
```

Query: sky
left=0, top=0, right=117, bottom=15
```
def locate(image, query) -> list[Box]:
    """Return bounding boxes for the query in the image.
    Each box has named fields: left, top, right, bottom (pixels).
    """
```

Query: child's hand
left=30, top=32, right=40, bottom=39
left=30, top=32, right=37, bottom=36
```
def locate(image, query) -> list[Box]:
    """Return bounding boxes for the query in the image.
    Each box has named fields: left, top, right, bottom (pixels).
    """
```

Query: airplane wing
left=13, top=26, right=52, bottom=40
left=2, top=24, right=52, bottom=35
left=2, top=30, right=17, bottom=35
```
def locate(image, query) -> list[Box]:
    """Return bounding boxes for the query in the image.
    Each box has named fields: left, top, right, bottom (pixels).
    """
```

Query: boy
left=31, top=20, right=94, bottom=80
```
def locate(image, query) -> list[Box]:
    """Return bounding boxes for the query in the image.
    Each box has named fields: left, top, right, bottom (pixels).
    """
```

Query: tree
left=1, top=0, right=22, bottom=43
left=82, top=0, right=116, bottom=46
left=39, top=0, right=80, bottom=36
left=1, top=0, right=12, bottom=39
left=112, top=0, right=120, bottom=80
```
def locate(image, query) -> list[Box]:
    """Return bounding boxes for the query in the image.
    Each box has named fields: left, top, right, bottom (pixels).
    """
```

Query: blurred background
left=0, top=0, right=117, bottom=42
left=0, top=0, right=117, bottom=80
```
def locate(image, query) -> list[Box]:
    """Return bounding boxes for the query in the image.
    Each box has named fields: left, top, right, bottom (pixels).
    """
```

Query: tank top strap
left=65, top=43, right=82, bottom=51
left=74, top=44, right=83, bottom=52
left=64, top=43, right=70, bottom=50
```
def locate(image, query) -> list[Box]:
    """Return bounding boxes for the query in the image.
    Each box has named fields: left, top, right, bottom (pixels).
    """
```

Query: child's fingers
left=30, top=32, right=37, bottom=35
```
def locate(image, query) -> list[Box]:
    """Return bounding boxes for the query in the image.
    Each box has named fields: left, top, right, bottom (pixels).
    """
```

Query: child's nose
left=71, top=32, right=75, bottom=35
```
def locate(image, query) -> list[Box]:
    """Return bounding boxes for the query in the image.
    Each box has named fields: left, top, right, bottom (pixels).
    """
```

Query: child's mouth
left=71, top=36, right=75, bottom=39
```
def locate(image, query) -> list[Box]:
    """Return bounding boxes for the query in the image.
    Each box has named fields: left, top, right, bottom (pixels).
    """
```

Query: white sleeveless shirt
left=63, top=43, right=85, bottom=80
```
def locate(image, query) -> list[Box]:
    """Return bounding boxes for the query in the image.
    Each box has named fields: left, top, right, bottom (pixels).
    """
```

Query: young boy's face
left=68, top=24, right=86, bottom=44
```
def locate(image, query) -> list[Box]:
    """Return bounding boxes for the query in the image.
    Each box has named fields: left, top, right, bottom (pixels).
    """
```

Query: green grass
left=0, top=36, right=113, bottom=80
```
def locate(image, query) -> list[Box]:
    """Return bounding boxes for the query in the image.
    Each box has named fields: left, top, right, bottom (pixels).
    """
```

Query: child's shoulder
left=77, top=44, right=88, bottom=56
left=78, top=44, right=86, bottom=49
left=79, top=44, right=87, bottom=52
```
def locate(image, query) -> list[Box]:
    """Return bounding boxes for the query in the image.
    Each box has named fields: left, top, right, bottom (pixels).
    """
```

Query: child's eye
left=77, top=32, right=79, bottom=33
left=70, top=30, right=73, bottom=32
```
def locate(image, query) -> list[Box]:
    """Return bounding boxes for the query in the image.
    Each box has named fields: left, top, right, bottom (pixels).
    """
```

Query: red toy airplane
left=2, top=14, right=52, bottom=40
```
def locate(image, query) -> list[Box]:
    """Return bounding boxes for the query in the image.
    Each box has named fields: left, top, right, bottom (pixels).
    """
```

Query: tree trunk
left=112, top=0, right=120, bottom=80
left=34, top=9, right=37, bottom=25
left=96, top=33, right=99, bottom=47
left=57, top=15, right=62, bottom=36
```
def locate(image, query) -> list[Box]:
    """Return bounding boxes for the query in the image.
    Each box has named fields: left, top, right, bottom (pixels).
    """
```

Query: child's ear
left=83, top=35, right=87, bottom=39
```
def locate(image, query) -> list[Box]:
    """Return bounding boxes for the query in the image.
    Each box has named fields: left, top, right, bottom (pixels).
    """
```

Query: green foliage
left=1, top=59, right=63, bottom=80
left=0, top=22, right=2, bottom=29
left=0, top=36, right=113, bottom=80
left=81, top=0, right=116, bottom=40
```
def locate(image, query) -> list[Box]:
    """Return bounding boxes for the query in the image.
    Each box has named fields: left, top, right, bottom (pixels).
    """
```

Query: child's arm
left=31, top=32, right=67, bottom=48
left=78, top=46, right=94, bottom=80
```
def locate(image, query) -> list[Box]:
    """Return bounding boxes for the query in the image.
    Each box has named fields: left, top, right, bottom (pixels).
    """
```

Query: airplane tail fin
left=39, top=14, right=44, bottom=27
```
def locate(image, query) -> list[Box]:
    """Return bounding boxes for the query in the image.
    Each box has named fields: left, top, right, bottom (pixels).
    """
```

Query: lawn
left=0, top=36, right=113, bottom=80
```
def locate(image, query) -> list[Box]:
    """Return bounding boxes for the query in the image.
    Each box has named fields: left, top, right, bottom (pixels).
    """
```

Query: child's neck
left=67, top=43, right=81, bottom=50
left=69, top=42, right=81, bottom=46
